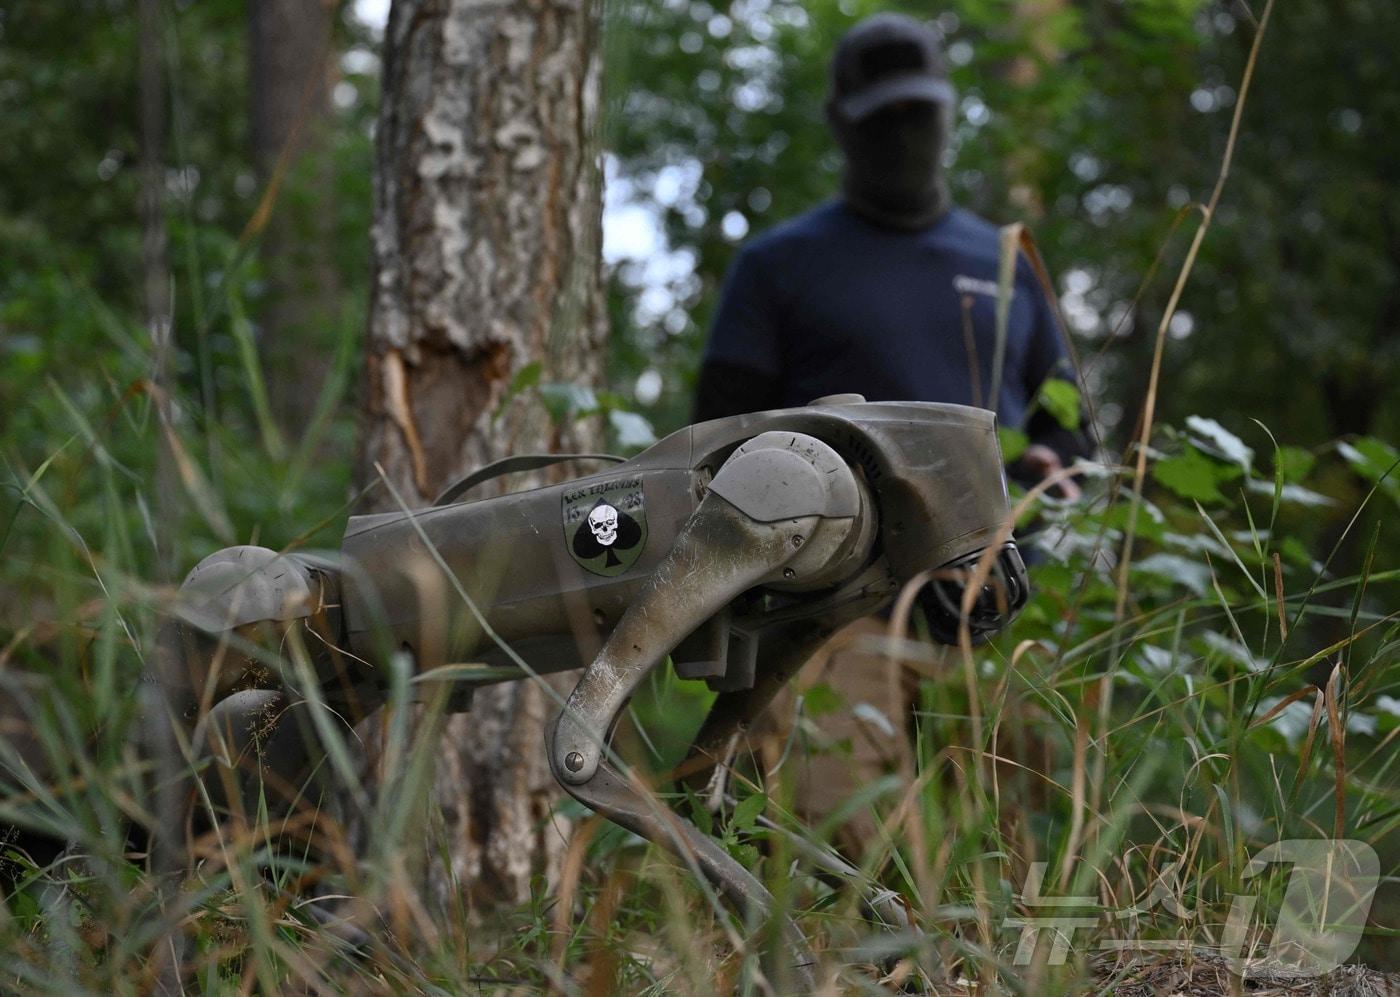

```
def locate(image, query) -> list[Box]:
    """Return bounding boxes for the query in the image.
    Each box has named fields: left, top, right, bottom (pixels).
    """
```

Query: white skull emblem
left=587, top=503, right=620, bottom=546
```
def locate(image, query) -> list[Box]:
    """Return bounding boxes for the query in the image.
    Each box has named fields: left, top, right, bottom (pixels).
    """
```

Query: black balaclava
left=826, top=13, right=955, bottom=231
left=832, top=100, right=950, bottom=231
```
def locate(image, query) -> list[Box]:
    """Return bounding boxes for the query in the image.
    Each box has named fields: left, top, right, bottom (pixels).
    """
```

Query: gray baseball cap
left=830, top=13, right=955, bottom=122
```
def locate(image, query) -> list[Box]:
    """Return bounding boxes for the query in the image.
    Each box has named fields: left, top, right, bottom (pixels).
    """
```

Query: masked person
left=692, top=12, right=1088, bottom=853
left=697, top=13, right=1085, bottom=478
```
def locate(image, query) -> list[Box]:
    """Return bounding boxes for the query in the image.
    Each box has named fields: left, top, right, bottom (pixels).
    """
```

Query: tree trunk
left=248, top=0, right=339, bottom=433
left=356, top=0, right=605, bottom=909
left=137, top=0, right=177, bottom=583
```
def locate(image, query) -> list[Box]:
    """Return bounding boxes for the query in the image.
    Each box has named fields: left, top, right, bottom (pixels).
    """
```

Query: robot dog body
left=163, top=398, right=1027, bottom=976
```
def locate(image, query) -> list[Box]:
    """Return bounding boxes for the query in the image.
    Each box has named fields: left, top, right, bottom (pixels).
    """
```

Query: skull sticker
left=587, top=503, right=620, bottom=546
left=563, top=478, right=647, bottom=576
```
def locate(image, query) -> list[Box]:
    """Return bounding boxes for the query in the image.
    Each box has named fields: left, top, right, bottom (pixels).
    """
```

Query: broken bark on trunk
left=356, top=0, right=605, bottom=909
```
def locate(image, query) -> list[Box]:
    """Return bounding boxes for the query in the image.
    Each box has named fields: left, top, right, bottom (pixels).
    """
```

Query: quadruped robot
left=158, top=396, right=1029, bottom=977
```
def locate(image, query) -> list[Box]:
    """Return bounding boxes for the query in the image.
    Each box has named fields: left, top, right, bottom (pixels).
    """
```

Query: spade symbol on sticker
left=564, top=480, right=648, bottom=577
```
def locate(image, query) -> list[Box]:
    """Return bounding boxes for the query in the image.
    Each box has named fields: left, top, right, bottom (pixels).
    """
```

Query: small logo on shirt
left=953, top=274, right=1003, bottom=299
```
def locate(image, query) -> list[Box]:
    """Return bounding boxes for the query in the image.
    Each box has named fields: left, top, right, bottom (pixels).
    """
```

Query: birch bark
left=357, top=0, right=605, bottom=907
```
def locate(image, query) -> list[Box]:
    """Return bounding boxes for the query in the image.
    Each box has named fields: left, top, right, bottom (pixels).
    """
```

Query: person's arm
left=693, top=246, right=784, bottom=422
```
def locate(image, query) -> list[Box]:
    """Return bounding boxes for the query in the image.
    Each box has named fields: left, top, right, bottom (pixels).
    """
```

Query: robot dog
left=157, top=396, right=1028, bottom=976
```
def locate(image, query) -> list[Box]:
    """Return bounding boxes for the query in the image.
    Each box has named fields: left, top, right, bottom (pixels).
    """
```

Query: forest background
left=0, top=0, right=1397, bottom=990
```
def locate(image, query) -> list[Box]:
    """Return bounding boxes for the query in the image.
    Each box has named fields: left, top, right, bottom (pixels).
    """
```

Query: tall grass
left=1, top=282, right=1396, bottom=992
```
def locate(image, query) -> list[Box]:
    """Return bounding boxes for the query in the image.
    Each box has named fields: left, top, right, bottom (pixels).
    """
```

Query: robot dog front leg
left=548, top=432, right=876, bottom=983
left=152, top=545, right=379, bottom=851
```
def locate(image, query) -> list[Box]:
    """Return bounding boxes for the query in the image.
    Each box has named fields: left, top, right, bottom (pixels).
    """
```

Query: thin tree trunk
left=357, top=0, right=605, bottom=908
left=249, top=0, right=339, bottom=433
left=137, top=7, right=190, bottom=990
left=137, top=0, right=175, bottom=582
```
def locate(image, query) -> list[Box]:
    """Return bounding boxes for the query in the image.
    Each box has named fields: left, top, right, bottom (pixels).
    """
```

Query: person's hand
left=1020, top=444, right=1082, bottom=501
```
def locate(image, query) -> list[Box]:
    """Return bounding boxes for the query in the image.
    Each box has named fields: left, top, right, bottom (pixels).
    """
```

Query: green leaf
left=1185, top=415, right=1253, bottom=471
left=538, top=382, right=599, bottom=422
left=1337, top=437, right=1400, bottom=500
left=731, top=792, right=767, bottom=832
left=998, top=425, right=1028, bottom=463
left=1280, top=536, right=1318, bottom=571
left=1094, top=497, right=1167, bottom=542
left=1244, top=478, right=1334, bottom=507
left=729, top=842, right=760, bottom=868
left=1153, top=446, right=1225, bottom=503
left=1038, top=378, right=1081, bottom=431
left=493, top=360, right=543, bottom=419
left=1133, top=553, right=1212, bottom=596
left=1274, top=445, right=1315, bottom=484
left=607, top=409, right=656, bottom=449
left=510, top=360, right=543, bottom=393
left=686, top=788, right=712, bottom=837
left=801, top=682, right=844, bottom=718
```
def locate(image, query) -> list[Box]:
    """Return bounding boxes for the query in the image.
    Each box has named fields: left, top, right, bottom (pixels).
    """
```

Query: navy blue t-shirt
left=702, top=201, right=1074, bottom=436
